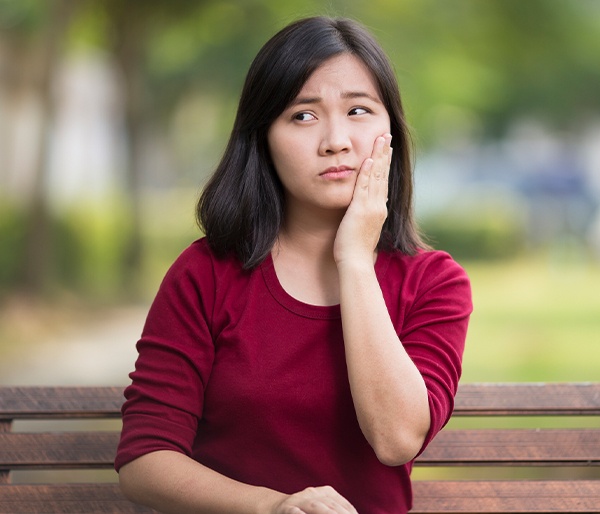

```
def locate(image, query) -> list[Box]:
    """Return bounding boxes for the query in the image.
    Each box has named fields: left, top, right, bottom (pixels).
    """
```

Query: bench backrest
left=0, top=383, right=598, bottom=513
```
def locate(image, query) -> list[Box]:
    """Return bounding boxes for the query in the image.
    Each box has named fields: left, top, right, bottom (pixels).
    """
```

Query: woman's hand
left=333, top=133, right=393, bottom=269
left=269, top=486, right=358, bottom=514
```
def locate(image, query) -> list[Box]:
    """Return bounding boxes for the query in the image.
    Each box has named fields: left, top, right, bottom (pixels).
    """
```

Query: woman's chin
left=322, top=189, right=355, bottom=209
left=318, top=197, right=353, bottom=212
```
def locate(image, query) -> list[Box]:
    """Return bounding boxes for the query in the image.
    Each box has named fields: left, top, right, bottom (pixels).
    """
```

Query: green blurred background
left=1, top=0, right=599, bottom=385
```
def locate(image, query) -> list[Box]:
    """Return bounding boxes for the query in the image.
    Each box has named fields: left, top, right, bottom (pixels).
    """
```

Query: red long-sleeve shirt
left=116, top=238, right=472, bottom=513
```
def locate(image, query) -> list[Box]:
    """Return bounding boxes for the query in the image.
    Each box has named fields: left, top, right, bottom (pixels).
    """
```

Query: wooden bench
left=0, top=383, right=598, bottom=513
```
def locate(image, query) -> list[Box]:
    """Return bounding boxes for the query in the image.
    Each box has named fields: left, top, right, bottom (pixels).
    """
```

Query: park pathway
left=0, top=305, right=148, bottom=386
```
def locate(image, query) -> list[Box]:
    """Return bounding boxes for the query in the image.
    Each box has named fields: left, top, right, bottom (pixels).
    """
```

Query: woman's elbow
left=118, top=464, right=139, bottom=503
left=118, top=459, right=152, bottom=505
left=371, top=429, right=428, bottom=467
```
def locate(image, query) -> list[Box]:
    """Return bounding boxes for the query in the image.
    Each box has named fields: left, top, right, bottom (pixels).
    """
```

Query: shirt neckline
left=260, top=250, right=391, bottom=320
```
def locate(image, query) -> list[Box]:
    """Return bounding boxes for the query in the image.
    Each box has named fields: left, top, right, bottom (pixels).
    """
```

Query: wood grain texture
left=0, top=387, right=124, bottom=420
left=411, top=480, right=600, bottom=513
left=0, top=484, right=157, bottom=513
left=1, top=383, right=597, bottom=418
left=453, top=383, right=600, bottom=416
left=1, top=429, right=598, bottom=469
left=417, top=429, right=600, bottom=466
left=0, top=432, right=119, bottom=469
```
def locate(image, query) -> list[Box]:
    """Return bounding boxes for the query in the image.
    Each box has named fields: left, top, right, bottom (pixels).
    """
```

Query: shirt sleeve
left=115, top=241, right=217, bottom=471
left=399, top=251, right=472, bottom=456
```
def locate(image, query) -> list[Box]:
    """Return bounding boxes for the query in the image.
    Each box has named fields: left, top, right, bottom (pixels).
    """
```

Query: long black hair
left=198, top=16, right=427, bottom=268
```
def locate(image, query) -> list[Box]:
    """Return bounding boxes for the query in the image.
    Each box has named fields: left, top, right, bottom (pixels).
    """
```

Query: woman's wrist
left=336, top=252, right=377, bottom=276
left=255, top=488, right=287, bottom=514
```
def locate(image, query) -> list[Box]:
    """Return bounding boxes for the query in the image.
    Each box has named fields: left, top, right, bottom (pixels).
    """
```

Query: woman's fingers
left=368, top=134, right=392, bottom=199
left=356, top=158, right=373, bottom=193
left=355, top=134, right=392, bottom=202
left=273, top=486, right=358, bottom=514
left=356, top=134, right=392, bottom=197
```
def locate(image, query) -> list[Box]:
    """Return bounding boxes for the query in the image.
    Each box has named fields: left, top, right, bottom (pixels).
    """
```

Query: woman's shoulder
left=170, top=237, right=242, bottom=270
left=160, top=237, right=247, bottom=288
left=381, top=248, right=471, bottom=300
left=385, top=247, right=467, bottom=277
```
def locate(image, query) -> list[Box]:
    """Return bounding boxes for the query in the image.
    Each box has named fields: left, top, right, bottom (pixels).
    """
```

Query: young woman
left=115, top=16, right=472, bottom=514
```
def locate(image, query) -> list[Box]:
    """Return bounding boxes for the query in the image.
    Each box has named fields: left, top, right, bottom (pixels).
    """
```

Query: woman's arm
left=337, top=261, right=431, bottom=465
left=119, top=450, right=358, bottom=514
left=120, top=450, right=280, bottom=514
left=334, top=134, right=431, bottom=466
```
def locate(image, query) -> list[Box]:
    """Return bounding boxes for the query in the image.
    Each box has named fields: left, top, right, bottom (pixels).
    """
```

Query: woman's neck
left=271, top=207, right=345, bottom=306
left=277, top=206, right=344, bottom=264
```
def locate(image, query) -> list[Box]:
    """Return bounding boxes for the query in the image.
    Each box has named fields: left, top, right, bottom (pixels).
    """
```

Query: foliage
left=0, top=0, right=48, bottom=33
left=0, top=199, right=131, bottom=299
left=0, top=203, right=27, bottom=290
left=52, top=200, right=133, bottom=297
left=421, top=207, right=527, bottom=261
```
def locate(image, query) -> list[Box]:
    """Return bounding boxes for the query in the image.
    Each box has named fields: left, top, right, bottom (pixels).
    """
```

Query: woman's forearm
left=338, top=262, right=430, bottom=466
left=119, top=450, right=358, bottom=514
left=119, top=450, right=284, bottom=514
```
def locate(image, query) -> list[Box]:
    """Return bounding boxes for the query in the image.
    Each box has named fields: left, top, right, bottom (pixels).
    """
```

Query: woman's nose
left=318, top=121, right=352, bottom=155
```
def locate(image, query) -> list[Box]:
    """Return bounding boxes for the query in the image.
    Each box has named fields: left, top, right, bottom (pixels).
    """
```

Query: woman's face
left=267, top=53, right=391, bottom=217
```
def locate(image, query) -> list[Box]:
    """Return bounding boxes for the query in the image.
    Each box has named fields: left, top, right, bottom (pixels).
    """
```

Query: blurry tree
left=0, top=0, right=78, bottom=293
left=89, top=0, right=206, bottom=294
left=70, top=0, right=295, bottom=295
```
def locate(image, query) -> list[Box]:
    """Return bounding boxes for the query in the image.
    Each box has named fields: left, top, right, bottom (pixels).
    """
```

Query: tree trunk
left=111, top=12, right=146, bottom=297
left=22, top=0, right=76, bottom=293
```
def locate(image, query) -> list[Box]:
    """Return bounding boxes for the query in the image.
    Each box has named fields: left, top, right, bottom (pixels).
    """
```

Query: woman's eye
left=349, top=107, right=370, bottom=116
left=294, top=112, right=316, bottom=121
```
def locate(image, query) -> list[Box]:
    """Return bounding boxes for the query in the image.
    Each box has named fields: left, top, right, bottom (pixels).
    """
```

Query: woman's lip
left=320, top=166, right=354, bottom=179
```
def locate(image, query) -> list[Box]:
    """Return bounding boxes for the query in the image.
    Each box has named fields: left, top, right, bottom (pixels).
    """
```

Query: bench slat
left=1, top=481, right=598, bottom=514
left=411, top=480, right=600, bottom=513
left=454, top=383, right=600, bottom=416
left=2, top=429, right=598, bottom=469
left=417, top=429, right=600, bottom=466
left=0, top=387, right=124, bottom=420
left=0, top=484, right=156, bottom=513
left=0, top=433, right=118, bottom=469
left=1, top=383, right=598, bottom=419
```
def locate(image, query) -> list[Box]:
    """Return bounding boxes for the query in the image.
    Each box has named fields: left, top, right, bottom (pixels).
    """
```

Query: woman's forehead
left=295, top=54, right=382, bottom=101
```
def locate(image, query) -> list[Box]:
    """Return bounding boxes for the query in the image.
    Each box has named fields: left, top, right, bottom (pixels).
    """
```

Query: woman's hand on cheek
left=333, top=133, right=392, bottom=269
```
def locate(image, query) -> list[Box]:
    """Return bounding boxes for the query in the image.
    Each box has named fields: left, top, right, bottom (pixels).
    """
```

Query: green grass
left=459, top=254, right=600, bottom=383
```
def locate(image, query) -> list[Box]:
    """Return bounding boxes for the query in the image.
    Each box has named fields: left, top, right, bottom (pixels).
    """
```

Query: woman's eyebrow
left=290, top=96, right=322, bottom=107
left=340, top=91, right=381, bottom=103
left=289, top=91, right=381, bottom=108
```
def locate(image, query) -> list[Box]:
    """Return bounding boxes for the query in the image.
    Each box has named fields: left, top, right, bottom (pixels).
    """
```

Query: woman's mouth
left=319, top=166, right=354, bottom=180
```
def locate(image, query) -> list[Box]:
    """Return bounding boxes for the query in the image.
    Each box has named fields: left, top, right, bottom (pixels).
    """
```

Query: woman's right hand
left=269, top=486, right=358, bottom=514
